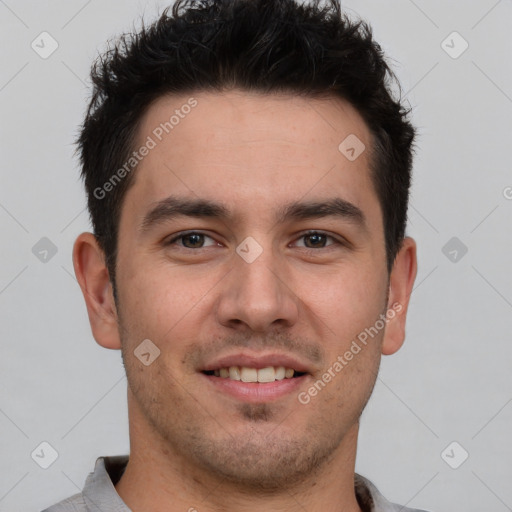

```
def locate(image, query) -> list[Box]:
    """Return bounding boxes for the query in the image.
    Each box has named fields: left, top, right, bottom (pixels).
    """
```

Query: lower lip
left=202, top=373, right=308, bottom=402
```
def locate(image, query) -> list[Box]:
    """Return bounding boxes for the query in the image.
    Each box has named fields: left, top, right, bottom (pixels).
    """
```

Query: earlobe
left=381, top=236, right=417, bottom=356
left=72, top=232, right=122, bottom=350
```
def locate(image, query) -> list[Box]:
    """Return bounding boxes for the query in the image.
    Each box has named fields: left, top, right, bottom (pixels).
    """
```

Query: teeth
left=240, top=367, right=258, bottom=382
left=275, top=366, right=286, bottom=380
left=228, top=366, right=241, bottom=380
left=257, top=367, right=275, bottom=383
left=213, top=365, right=297, bottom=382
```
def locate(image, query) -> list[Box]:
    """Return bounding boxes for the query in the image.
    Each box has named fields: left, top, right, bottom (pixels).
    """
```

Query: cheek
left=296, top=264, right=387, bottom=340
left=118, top=260, right=216, bottom=345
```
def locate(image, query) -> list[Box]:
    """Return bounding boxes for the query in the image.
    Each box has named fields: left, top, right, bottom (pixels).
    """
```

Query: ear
left=381, top=236, right=417, bottom=356
left=72, top=232, right=121, bottom=350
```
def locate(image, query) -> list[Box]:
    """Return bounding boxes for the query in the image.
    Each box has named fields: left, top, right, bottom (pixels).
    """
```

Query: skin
left=73, top=90, right=417, bottom=512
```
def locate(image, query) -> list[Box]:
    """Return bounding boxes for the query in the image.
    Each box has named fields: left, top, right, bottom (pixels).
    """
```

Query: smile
left=204, top=366, right=306, bottom=383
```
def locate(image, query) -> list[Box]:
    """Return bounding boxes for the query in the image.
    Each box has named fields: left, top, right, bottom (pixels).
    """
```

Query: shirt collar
left=82, top=456, right=131, bottom=511
left=84, top=455, right=410, bottom=512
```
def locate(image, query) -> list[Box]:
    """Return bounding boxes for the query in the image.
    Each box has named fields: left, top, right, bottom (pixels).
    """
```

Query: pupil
left=184, top=234, right=203, bottom=248
left=306, top=234, right=325, bottom=248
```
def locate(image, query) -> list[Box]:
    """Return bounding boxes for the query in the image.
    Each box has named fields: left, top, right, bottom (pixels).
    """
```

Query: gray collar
left=75, top=456, right=427, bottom=512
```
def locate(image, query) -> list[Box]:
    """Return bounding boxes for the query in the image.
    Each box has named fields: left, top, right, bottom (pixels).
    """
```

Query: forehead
left=123, top=90, right=379, bottom=229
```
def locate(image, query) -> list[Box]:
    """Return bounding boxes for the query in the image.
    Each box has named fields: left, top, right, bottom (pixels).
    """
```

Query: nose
left=215, top=245, right=300, bottom=333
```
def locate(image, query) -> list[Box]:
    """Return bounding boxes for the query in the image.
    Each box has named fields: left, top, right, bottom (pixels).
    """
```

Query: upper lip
left=200, top=351, right=313, bottom=374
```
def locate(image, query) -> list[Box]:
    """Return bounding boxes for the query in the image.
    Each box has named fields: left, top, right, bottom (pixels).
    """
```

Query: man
left=43, top=0, right=427, bottom=510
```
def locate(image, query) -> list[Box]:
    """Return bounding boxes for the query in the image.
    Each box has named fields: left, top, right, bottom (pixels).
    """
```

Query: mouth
left=203, top=366, right=307, bottom=382
left=200, top=353, right=311, bottom=402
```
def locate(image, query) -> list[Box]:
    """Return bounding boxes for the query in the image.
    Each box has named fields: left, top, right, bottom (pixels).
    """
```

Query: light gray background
left=0, top=1, right=511, bottom=511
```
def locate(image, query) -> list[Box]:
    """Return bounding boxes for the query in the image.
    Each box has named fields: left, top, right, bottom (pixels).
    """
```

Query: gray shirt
left=42, top=456, right=431, bottom=512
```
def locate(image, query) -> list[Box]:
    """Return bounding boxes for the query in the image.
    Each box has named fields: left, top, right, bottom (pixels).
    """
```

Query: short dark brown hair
left=77, top=0, right=415, bottom=286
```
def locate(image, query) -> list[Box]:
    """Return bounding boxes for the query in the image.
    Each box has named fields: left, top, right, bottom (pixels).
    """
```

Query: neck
left=115, top=392, right=363, bottom=512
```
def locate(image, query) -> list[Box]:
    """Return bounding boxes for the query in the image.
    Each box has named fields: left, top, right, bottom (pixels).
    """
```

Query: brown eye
left=294, top=231, right=339, bottom=249
left=303, top=233, right=329, bottom=248
left=181, top=233, right=205, bottom=248
left=166, top=232, right=217, bottom=249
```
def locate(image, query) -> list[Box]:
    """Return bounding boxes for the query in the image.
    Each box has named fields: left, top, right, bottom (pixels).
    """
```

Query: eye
left=293, top=231, right=339, bottom=249
left=167, top=231, right=218, bottom=249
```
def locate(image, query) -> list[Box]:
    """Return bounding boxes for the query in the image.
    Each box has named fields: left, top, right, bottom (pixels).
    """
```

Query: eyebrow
left=276, top=197, right=366, bottom=229
left=139, top=195, right=367, bottom=233
left=140, top=197, right=230, bottom=233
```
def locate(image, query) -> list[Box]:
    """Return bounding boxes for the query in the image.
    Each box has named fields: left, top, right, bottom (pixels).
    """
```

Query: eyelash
left=165, top=230, right=344, bottom=250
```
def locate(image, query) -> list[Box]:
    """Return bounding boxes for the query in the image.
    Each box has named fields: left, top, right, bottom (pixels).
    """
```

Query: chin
left=184, top=425, right=341, bottom=492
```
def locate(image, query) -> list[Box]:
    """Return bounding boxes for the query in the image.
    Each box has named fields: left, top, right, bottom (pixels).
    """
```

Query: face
left=95, top=91, right=409, bottom=489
